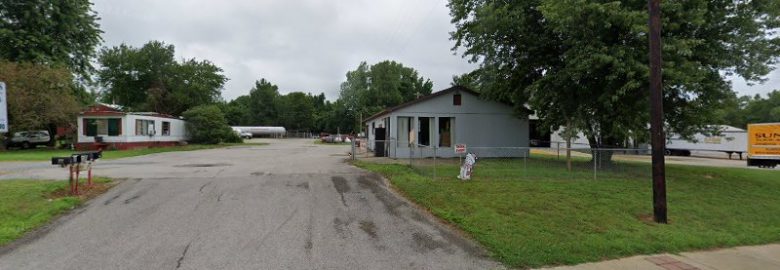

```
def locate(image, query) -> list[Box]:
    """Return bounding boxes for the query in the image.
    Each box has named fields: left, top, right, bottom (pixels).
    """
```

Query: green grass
left=0, top=142, right=267, bottom=162
left=0, top=177, right=111, bottom=246
left=355, top=156, right=780, bottom=268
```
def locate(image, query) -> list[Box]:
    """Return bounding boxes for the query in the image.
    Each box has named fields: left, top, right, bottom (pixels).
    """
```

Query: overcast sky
left=93, top=0, right=779, bottom=101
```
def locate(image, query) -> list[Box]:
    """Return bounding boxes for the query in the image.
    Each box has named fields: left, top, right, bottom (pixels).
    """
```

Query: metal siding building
left=364, top=86, right=529, bottom=158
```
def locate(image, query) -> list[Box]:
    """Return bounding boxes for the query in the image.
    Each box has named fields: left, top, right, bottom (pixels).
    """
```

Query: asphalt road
left=0, top=139, right=499, bottom=270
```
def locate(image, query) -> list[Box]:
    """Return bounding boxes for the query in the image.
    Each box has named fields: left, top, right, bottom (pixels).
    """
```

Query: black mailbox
left=51, top=156, right=74, bottom=165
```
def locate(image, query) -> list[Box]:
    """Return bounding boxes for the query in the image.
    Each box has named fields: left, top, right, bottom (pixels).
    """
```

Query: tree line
left=220, top=60, right=432, bottom=134
left=0, top=1, right=433, bottom=143
left=2, top=0, right=779, bottom=150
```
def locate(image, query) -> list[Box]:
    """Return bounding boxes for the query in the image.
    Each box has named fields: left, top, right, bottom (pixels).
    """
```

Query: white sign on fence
left=455, top=144, right=467, bottom=154
left=0, top=82, right=7, bottom=133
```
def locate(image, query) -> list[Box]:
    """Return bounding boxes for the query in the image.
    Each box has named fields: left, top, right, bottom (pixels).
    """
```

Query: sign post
left=0, top=82, right=7, bottom=133
left=455, top=143, right=467, bottom=167
left=454, top=144, right=467, bottom=154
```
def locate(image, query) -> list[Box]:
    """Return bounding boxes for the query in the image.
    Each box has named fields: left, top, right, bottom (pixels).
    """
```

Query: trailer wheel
left=664, top=149, right=672, bottom=156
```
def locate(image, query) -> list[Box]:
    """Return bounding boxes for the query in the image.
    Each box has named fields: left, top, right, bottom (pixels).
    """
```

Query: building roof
left=363, top=86, right=477, bottom=123
left=363, top=85, right=529, bottom=123
left=80, top=104, right=182, bottom=119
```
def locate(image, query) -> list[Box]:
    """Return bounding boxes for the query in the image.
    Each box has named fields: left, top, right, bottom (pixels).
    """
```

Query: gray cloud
left=93, top=0, right=778, bottom=101
left=93, top=0, right=476, bottom=101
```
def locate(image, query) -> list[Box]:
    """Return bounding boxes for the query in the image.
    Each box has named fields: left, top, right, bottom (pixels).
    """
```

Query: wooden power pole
left=648, top=0, right=667, bottom=223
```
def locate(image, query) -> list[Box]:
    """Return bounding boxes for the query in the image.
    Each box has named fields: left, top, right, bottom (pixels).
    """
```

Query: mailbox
left=51, top=156, right=74, bottom=166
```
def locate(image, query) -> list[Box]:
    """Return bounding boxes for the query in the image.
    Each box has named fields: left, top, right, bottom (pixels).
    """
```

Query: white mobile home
left=76, top=104, right=187, bottom=150
left=363, top=86, right=530, bottom=158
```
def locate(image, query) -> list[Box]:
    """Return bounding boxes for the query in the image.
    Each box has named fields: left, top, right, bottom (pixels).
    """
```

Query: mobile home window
left=84, top=118, right=121, bottom=136
left=162, top=121, right=171, bottom=136
left=135, top=119, right=155, bottom=135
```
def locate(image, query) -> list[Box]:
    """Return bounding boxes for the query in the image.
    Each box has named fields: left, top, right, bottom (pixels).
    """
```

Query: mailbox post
left=52, top=151, right=102, bottom=196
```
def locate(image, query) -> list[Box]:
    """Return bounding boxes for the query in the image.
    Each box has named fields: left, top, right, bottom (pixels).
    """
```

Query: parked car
left=6, top=130, right=51, bottom=149
left=232, top=128, right=253, bottom=139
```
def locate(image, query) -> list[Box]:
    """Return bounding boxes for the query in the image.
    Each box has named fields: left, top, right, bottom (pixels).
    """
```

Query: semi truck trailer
left=665, top=125, right=747, bottom=159
left=747, top=123, right=780, bottom=168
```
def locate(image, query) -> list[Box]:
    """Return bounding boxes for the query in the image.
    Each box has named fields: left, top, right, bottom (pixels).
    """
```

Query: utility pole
left=648, top=0, right=667, bottom=223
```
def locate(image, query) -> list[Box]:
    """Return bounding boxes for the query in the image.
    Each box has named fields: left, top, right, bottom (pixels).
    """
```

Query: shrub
left=182, top=105, right=241, bottom=144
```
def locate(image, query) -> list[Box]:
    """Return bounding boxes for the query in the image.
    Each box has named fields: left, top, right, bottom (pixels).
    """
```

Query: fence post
left=409, top=143, right=413, bottom=167
left=593, top=149, right=597, bottom=180
left=351, top=139, right=356, bottom=161
left=433, top=146, right=437, bottom=181
left=523, top=148, right=528, bottom=179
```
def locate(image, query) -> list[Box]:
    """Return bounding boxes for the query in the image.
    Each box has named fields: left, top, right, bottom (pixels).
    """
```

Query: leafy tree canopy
left=0, top=61, right=81, bottom=133
left=339, top=60, right=434, bottom=131
left=0, top=0, right=103, bottom=79
left=449, top=0, right=780, bottom=151
left=716, top=90, right=780, bottom=128
left=97, top=41, right=227, bottom=116
left=182, top=104, right=241, bottom=144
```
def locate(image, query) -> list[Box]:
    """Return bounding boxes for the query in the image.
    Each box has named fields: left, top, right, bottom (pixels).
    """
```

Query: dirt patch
left=48, top=181, right=117, bottom=202
left=333, top=217, right=350, bottom=239
left=296, top=182, right=310, bottom=190
left=359, top=220, right=378, bottom=239
left=355, top=172, right=492, bottom=258
left=412, top=232, right=449, bottom=253
left=174, top=163, right=232, bottom=168
left=357, top=174, right=403, bottom=217
left=331, top=176, right=350, bottom=207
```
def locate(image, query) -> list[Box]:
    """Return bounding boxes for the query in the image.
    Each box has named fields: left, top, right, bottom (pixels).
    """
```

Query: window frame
left=162, top=121, right=171, bottom=136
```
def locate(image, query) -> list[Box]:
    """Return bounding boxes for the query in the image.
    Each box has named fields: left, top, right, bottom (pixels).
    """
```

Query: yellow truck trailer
left=747, top=123, right=780, bottom=168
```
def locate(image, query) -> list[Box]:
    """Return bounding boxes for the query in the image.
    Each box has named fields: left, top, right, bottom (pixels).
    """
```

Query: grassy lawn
left=355, top=156, right=780, bottom=268
left=0, top=177, right=113, bottom=246
left=0, top=142, right=267, bottom=162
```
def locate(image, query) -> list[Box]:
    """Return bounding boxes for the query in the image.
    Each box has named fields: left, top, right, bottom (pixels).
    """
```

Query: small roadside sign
left=0, top=82, right=6, bottom=133
left=455, top=144, right=467, bottom=154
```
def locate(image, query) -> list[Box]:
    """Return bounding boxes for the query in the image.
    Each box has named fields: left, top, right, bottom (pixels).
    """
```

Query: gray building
left=363, top=86, right=530, bottom=158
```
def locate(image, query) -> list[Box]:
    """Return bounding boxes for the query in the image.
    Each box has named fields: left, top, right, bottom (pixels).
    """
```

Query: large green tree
left=0, top=61, right=81, bottom=134
left=449, top=0, right=780, bottom=162
left=182, top=105, right=241, bottom=144
left=276, top=92, right=316, bottom=131
left=247, top=79, right=281, bottom=126
left=339, top=60, right=433, bottom=132
left=0, top=0, right=102, bottom=79
left=96, top=41, right=227, bottom=115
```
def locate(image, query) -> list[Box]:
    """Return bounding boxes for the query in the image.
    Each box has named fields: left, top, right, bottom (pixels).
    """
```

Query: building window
left=439, top=117, right=454, bottom=147
left=453, top=94, right=462, bottom=106
left=162, top=121, right=171, bottom=136
left=135, top=119, right=155, bottom=136
left=84, top=118, right=121, bottom=136
left=418, top=117, right=434, bottom=147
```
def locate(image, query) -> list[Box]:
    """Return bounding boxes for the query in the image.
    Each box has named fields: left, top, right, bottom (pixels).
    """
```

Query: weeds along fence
left=352, top=139, right=658, bottom=181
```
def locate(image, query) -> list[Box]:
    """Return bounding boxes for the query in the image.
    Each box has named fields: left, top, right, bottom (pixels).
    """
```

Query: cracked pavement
left=0, top=139, right=499, bottom=270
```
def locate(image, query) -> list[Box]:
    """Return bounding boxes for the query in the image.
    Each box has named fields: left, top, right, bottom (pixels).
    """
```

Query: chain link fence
left=352, top=139, right=661, bottom=181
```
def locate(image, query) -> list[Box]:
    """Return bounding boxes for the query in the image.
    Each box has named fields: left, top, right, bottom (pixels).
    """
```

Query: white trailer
left=231, top=126, right=287, bottom=138
left=665, top=125, right=747, bottom=159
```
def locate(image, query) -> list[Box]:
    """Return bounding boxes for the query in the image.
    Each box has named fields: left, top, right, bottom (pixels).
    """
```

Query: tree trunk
left=587, top=134, right=618, bottom=167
